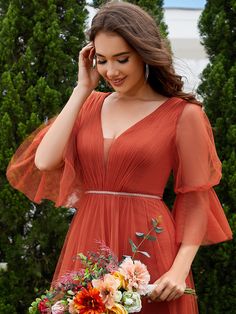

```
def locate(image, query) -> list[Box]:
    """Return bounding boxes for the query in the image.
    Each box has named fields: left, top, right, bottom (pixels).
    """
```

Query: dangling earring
left=145, top=63, right=149, bottom=81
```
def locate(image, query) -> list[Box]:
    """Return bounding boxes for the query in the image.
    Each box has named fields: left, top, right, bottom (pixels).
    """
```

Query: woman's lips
left=109, top=77, right=126, bottom=87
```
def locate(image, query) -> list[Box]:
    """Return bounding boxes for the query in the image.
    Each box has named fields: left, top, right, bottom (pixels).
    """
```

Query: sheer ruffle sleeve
left=6, top=102, right=87, bottom=208
left=172, top=104, right=232, bottom=245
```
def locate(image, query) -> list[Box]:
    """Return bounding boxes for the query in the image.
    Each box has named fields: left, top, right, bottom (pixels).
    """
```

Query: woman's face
left=94, top=31, right=145, bottom=94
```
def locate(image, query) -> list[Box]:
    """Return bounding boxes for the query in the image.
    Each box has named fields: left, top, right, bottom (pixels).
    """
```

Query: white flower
left=122, top=291, right=142, bottom=313
left=114, top=290, right=123, bottom=302
left=51, top=300, right=67, bottom=314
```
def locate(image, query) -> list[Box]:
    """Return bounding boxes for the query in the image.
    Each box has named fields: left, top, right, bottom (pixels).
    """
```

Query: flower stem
left=132, top=227, right=155, bottom=260
left=184, top=287, right=197, bottom=296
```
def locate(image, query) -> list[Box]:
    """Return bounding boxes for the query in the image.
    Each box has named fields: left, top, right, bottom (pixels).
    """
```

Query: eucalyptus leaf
left=146, top=235, right=156, bottom=241
left=138, top=250, right=151, bottom=258
left=129, top=238, right=137, bottom=252
left=154, top=227, right=163, bottom=233
left=151, top=218, right=158, bottom=227
left=135, top=232, right=145, bottom=238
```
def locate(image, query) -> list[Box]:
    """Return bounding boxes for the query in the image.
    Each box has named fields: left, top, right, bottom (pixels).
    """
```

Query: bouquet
left=29, top=217, right=196, bottom=314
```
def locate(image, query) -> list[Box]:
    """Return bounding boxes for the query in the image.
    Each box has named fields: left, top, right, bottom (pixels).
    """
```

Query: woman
left=7, top=1, right=232, bottom=313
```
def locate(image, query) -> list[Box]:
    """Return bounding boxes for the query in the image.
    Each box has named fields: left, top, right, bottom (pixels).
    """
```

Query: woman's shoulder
left=88, top=90, right=111, bottom=102
left=78, top=90, right=110, bottom=116
left=75, top=90, right=112, bottom=127
left=178, top=100, right=205, bottom=122
left=83, top=90, right=111, bottom=108
left=168, top=97, right=203, bottom=118
left=174, top=100, right=212, bottom=138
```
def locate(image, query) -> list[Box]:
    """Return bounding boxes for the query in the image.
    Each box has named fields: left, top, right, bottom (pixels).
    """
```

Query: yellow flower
left=107, top=303, right=128, bottom=314
left=112, top=271, right=127, bottom=289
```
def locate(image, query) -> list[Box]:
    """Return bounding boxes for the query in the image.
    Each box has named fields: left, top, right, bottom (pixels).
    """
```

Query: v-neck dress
left=7, top=91, right=232, bottom=314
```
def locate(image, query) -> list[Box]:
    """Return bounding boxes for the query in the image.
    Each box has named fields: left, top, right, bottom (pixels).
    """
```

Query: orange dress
left=7, top=91, right=232, bottom=314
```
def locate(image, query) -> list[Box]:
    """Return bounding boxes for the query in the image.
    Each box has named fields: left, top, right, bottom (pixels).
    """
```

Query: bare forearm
left=170, top=243, right=200, bottom=278
left=35, top=85, right=92, bottom=170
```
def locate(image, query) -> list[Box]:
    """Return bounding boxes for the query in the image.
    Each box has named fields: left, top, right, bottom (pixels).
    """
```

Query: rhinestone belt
left=84, top=190, right=162, bottom=200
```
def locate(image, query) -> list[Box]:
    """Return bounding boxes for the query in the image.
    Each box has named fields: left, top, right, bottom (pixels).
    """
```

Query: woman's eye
left=96, top=58, right=129, bottom=64
left=97, top=59, right=106, bottom=64
left=118, top=58, right=129, bottom=64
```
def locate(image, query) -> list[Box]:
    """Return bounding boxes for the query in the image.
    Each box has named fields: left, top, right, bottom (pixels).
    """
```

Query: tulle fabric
left=172, top=104, right=232, bottom=245
left=6, top=92, right=95, bottom=208
left=6, top=117, right=83, bottom=207
left=6, top=92, right=232, bottom=314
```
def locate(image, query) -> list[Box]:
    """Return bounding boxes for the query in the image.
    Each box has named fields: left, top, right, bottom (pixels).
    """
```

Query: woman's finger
left=166, top=285, right=185, bottom=301
left=79, top=43, right=94, bottom=61
left=166, top=290, right=178, bottom=301
left=157, top=286, right=173, bottom=301
left=150, top=282, right=164, bottom=301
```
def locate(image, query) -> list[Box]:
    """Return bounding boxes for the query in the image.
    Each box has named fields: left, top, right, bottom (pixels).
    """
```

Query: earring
left=145, top=63, right=149, bottom=81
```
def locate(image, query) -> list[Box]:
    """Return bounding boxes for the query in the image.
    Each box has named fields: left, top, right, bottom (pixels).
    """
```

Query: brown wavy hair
left=88, top=1, right=201, bottom=105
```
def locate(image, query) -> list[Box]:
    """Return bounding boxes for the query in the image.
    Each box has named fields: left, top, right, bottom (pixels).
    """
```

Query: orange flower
left=73, top=284, right=106, bottom=314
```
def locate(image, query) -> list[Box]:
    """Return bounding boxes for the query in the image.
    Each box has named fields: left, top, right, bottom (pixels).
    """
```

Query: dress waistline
left=84, top=190, right=162, bottom=200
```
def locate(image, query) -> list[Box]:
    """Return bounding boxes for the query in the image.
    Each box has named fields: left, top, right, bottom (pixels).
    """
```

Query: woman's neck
left=115, top=83, right=164, bottom=102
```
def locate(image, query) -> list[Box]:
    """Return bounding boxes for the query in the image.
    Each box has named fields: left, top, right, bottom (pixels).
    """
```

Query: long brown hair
left=88, top=1, right=201, bottom=105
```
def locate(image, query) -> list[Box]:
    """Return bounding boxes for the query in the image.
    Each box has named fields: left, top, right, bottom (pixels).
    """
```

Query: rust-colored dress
left=7, top=91, right=232, bottom=314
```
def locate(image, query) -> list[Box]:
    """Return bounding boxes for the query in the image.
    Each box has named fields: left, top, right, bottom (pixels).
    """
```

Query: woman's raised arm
left=34, top=86, right=91, bottom=170
left=35, top=43, right=100, bottom=170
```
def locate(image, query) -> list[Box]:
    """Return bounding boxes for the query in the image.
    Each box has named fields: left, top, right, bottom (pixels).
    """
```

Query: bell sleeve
left=6, top=107, right=86, bottom=209
left=172, top=104, right=232, bottom=245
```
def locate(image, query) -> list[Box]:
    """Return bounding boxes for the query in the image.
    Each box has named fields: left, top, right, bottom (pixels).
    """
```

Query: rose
left=114, top=291, right=122, bottom=303
left=107, top=303, right=128, bottom=314
left=122, top=292, right=142, bottom=313
left=112, top=271, right=127, bottom=290
left=51, top=300, right=67, bottom=314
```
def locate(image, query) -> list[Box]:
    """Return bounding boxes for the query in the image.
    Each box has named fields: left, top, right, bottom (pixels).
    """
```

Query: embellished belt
left=84, top=190, right=162, bottom=200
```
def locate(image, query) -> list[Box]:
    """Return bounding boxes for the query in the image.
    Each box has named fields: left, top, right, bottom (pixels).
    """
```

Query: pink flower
left=119, top=257, right=150, bottom=295
left=51, top=301, right=67, bottom=314
left=68, top=299, right=79, bottom=314
left=92, top=274, right=120, bottom=309
left=55, top=270, right=84, bottom=287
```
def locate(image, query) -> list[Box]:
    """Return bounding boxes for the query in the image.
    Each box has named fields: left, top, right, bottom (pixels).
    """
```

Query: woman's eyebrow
left=95, top=51, right=131, bottom=57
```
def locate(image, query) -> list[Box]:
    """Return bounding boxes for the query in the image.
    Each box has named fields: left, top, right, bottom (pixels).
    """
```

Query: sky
left=87, top=1, right=207, bottom=9
left=164, top=0, right=206, bottom=9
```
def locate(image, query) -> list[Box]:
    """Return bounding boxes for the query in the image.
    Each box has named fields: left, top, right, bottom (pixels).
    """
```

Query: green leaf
left=135, top=232, right=145, bottom=238
left=137, top=250, right=151, bottom=258
left=151, top=218, right=158, bottom=227
left=154, top=227, right=163, bottom=234
left=129, top=238, right=137, bottom=253
left=146, top=235, right=156, bottom=241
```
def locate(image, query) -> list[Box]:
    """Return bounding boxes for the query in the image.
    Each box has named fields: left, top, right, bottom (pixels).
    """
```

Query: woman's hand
left=149, top=268, right=187, bottom=302
left=149, top=243, right=200, bottom=302
left=77, top=42, right=100, bottom=91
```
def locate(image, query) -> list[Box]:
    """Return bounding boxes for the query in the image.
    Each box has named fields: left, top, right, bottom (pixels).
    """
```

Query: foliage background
left=0, top=0, right=235, bottom=313
left=193, top=0, right=236, bottom=313
left=0, top=0, right=88, bottom=312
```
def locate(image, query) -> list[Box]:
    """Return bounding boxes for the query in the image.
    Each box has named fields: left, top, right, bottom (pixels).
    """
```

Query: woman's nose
left=106, top=63, right=119, bottom=78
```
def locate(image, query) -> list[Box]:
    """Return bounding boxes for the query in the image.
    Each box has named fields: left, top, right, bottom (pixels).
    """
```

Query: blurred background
left=0, top=1, right=235, bottom=313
